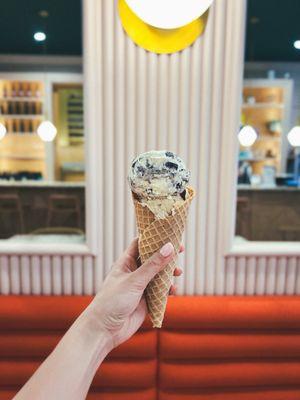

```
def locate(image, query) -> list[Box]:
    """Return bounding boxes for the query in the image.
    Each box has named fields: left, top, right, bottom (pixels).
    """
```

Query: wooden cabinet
left=0, top=79, right=46, bottom=177
left=241, top=79, right=293, bottom=175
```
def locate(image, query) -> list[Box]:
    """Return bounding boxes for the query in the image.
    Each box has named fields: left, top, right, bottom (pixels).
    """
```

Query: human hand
left=90, top=239, right=183, bottom=350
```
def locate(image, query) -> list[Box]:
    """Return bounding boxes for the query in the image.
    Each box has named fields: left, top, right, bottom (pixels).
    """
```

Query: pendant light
left=287, top=126, right=300, bottom=147
left=238, top=125, right=258, bottom=147
left=37, top=120, right=57, bottom=142
left=0, top=122, right=7, bottom=140
left=119, top=0, right=212, bottom=54
left=124, top=0, right=214, bottom=29
left=35, top=11, right=57, bottom=142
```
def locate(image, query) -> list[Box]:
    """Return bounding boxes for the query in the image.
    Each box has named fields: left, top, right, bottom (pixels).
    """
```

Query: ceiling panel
left=0, top=0, right=82, bottom=55
left=0, top=0, right=299, bottom=62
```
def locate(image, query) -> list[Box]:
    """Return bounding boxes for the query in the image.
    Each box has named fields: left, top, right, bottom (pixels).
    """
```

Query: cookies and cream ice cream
left=128, top=150, right=190, bottom=218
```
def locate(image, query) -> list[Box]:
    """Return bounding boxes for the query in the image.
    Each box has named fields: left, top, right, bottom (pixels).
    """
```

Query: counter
left=0, top=180, right=85, bottom=188
left=238, top=184, right=300, bottom=192
left=0, top=182, right=85, bottom=238
left=237, top=186, right=300, bottom=241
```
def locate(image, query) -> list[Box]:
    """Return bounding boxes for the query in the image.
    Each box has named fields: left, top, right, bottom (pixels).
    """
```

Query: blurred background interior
left=0, top=0, right=299, bottom=244
left=0, top=0, right=84, bottom=243
left=236, top=0, right=300, bottom=242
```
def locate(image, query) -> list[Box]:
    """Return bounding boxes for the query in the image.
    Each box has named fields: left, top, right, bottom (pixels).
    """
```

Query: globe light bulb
left=124, top=0, right=214, bottom=29
left=287, top=126, right=300, bottom=147
left=238, top=125, right=258, bottom=147
left=34, top=32, right=46, bottom=42
left=294, top=40, right=300, bottom=50
left=37, top=121, right=57, bottom=142
left=0, top=122, right=7, bottom=140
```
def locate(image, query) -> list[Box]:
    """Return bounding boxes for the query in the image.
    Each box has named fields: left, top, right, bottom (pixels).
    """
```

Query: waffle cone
left=132, top=186, right=195, bottom=328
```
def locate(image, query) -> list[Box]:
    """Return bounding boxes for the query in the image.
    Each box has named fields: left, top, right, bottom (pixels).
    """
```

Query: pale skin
left=14, top=239, right=183, bottom=400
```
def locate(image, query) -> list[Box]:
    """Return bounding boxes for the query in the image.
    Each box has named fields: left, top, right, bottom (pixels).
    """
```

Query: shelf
left=242, top=103, right=284, bottom=109
left=0, top=155, right=45, bottom=160
left=0, top=115, right=43, bottom=119
left=239, top=158, right=276, bottom=162
left=257, top=136, right=281, bottom=142
left=0, top=97, right=44, bottom=102
left=5, top=132, right=37, bottom=135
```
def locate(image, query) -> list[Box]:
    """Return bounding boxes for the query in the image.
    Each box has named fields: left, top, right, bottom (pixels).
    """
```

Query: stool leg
left=47, top=202, right=53, bottom=227
left=17, top=203, right=25, bottom=233
left=76, top=205, right=81, bottom=229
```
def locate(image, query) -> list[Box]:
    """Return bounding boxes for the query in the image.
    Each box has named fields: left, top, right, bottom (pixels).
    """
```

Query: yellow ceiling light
left=118, top=0, right=210, bottom=54
left=125, top=0, right=213, bottom=29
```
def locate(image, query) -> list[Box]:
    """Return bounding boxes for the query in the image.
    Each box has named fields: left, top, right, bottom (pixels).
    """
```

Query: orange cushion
left=0, top=296, right=92, bottom=330
left=92, top=360, right=156, bottom=388
left=0, top=296, right=152, bottom=331
left=109, top=330, right=157, bottom=359
left=163, top=296, right=300, bottom=330
left=160, top=361, right=300, bottom=390
left=0, top=359, right=156, bottom=389
left=1, top=295, right=300, bottom=400
left=87, top=389, right=156, bottom=400
left=0, top=361, right=40, bottom=387
left=160, top=331, right=300, bottom=360
left=0, top=333, right=61, bottom=359
left=0, top=389, right=157, bottom=400
left=158, top=388, right=300, bottom=400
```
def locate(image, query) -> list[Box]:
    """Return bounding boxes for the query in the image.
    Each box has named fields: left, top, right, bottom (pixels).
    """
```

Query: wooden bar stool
left=0, top=194, right=25, bottom=234
left=47, top=194, right=81, bottom=229
left=279, top=225, right=300, bottom=241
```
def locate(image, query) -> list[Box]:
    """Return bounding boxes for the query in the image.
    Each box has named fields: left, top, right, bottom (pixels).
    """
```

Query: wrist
left=78, top=303, right=114, bottom=356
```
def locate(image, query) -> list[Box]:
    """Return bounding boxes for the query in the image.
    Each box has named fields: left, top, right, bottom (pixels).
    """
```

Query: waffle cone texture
left=132, top=186, right=195, bottom=328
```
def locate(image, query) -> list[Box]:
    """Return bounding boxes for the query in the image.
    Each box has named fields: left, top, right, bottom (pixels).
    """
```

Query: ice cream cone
left=132, top=186, right=195, bottom=328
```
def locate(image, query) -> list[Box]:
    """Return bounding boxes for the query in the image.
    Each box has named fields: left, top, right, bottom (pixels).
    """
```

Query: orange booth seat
left=1, top=296, right=300, bottom=399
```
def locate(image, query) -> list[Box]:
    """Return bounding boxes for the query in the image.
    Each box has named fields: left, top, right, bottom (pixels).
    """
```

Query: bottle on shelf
left=2, top=82, right=8, bottom=98
left=24, top=101, right=29, bottom=115
left=23, top=82, right=28, bottom=97
left=23, top=119, right=30, bottom=133
left=36, top=102, right=42, bottom=115
left=27, top=82, right=32, bottom=97
left=15, top=81, right=20, bottom=97
left=1, top=101, right=8, bottom=115
left=6, top=82, right=12, bottom=98
left=6, top=119, right=13, bottom=133
left=19, top=82, right=24, bottom=97
left=19, top=102, right=25, bottom=115
left=27, top=101, right=33, bottom=114
left=15, top=102, right=20, bottom=115
left=14, top=119, right=20, bottom=133
left=11, top=81, right=16, bottom=97
left=12, top=101, right=17, bottom=114
left=34, top=83, right=41, bottom=98
left=7, top=101, right=13, bottom=114
left=32, top=118, right=39, bottom=132
left=19, top=119, right=23, bottom=132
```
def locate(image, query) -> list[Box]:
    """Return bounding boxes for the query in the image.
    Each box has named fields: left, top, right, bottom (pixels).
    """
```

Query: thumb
left=133, top=242, right=174, bottom=287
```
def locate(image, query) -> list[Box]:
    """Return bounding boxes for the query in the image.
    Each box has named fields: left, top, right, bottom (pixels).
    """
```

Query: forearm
left=14, top=302, right=112, bottom=400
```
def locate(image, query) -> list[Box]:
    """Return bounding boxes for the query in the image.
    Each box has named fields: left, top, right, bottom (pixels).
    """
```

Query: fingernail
left=160, top=242, right=174, bottom=257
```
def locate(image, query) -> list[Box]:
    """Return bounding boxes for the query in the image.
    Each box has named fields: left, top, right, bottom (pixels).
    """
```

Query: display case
left=0, top=79, right=46, bottom=178
left=241, top=79, right=293, bottom=175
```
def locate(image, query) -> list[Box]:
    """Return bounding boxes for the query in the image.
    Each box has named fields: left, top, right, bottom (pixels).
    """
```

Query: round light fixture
left=238, top=125, right=258, bottom=147
left=34, top=32, right=46, bottom=42
left=287, top=126, right=300, bottom=147
left=118, top=0, right=209, bottom=54
left=124, top=0, right=214, bottom=29
left=0, top=123, right=7, bottom=140
left=294, top=40, right=300, bottom=50
left=37, top=121, right=57, bottom=142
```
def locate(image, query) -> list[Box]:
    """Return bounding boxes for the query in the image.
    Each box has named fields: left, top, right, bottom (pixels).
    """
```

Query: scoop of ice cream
left=128, top=150, right=190, bottom=199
